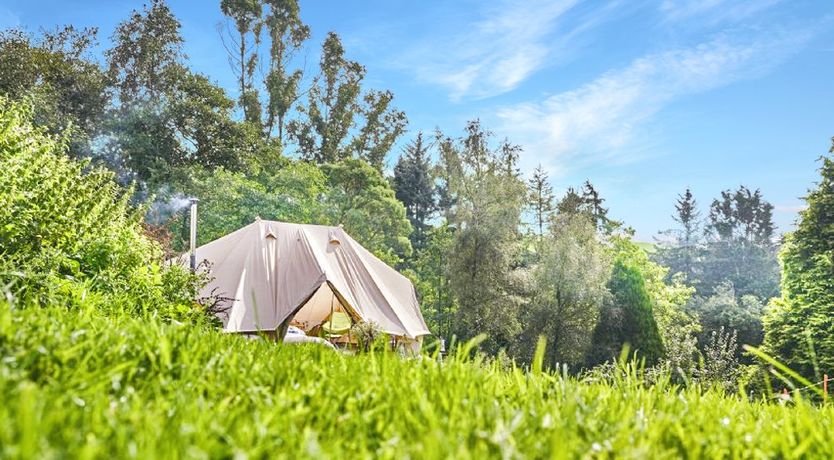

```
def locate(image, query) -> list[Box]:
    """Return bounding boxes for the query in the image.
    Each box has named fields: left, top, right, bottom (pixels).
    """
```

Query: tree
left=219, top=0, right=310, bottom=141
left=706, top=186, right=774, bottom=245
left=106, top=0, right=184, bottom=104
left=556, top=187, right=584, bottom=216
left=589, top=260, right=666, bottom=367
left=655, top=188, right=702, bottom=284
left=554, top=181, right=619, bottom=232
left=162, top=161, right=330, bottom=248
left=412, top=225, right=457, bottom=341
left=106, top=65, right=262, bottom=183
left=516, top=213, right=611, bottom=368
left=105, top=1, right=263, bottom=183
left=441, top=121, right=528, bottom=354
left=219, top=0, right=263, bottom=125
left=289, top=32, right=406, bottom=169
left=321, top=158, right=413, bottom=265
left=675, top=188, right=700, bottom=246
left=762, top=140, right=834, bottom=380
left=392, top=132, right=437, bottom=252
left=700, top=186, right=779, bottom=299
left=289, top=32, right=362, bottom=163
left=581, top=181, right=606, bottom=227
left=588, top=237, right=673, bottom=367
left=685, top=282, right=764, bottom=362
left=527, top=164, right=555, bottom=240
left=434, top=130, right=461, bottom=220
left=0, top=27, right=110, bottom=156
left=262, top=0, right=310, bottom=142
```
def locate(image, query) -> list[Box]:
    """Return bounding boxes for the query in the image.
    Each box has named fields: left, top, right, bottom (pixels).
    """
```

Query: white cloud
left=659, top=0, right=784, bottom=23
left=406, top=0, right=582, bottom=101
left=495, top=28, right=813, bottom=175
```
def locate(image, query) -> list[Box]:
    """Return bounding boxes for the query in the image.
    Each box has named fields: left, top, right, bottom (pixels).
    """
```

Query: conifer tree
left=588, top=259, right=665, bottom=367
left=556, top=187, right=584, bottom=217
left=528, top=164, right=555, bottom=239
left=763, top=139, right=834, bottom=379
left=674, top=188, right=700, bottom=246
left=393, top=132, right=437, bottom=251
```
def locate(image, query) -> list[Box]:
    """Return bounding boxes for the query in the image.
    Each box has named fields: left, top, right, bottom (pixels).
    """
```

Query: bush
left=350, top=320, right=383, bottom=352
left=0, top=97, right=200, bottom=320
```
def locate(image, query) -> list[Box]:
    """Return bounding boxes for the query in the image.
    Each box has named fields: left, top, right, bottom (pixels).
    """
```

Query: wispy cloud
left=659, top=0, right=784, bottom=24
left=495, top=27, right=814, bottom=175
left=405, top=0, right=584, bottom=101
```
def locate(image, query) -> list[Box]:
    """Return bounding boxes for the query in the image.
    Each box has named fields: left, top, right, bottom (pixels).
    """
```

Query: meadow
left=1, top=299, right=832, bottom=459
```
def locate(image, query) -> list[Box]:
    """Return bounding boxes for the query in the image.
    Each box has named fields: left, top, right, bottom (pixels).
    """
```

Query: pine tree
left=392, top=132, right=437, bottom=252
left=763, top=139, right=834, bottom=379
left=670, top=188, right=701, bottom=283
left=499, top=138, right=522, bottom=179
left=556, top=187, right=584, bottom=216
left=527, top=164, right=554, bottom=239
left=673, top=188, right=700, bottom=246
left=581, top=180, right=612, bottom=232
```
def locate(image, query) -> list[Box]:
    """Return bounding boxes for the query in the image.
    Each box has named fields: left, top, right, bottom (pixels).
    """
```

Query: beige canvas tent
left=189, top=219, right=430, bottom=347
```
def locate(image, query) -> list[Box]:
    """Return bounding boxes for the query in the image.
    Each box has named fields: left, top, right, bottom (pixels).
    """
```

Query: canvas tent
left=187, top=219, right=430, bottom=346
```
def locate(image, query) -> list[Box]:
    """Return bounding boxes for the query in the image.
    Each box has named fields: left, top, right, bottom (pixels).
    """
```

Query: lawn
left=1, top=300, right=832, bottom=459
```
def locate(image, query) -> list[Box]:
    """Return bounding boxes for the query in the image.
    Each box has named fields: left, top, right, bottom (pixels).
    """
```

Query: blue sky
left=2, top=0, right=833, bottom=239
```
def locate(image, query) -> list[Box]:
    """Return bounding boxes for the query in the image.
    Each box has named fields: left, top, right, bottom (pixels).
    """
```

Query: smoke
left=146, top=186, right=195, bottom=225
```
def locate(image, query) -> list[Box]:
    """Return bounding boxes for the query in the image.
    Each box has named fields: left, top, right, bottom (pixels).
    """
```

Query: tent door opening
left=283, top=282, right=360, bottom=341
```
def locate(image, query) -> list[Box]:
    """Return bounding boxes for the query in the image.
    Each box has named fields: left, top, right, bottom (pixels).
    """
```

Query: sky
left=2, top=0, right=833, bottom=240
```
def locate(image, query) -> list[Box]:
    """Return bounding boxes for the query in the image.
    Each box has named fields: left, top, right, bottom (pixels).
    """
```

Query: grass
left=1, top=301, right=833, bottom=459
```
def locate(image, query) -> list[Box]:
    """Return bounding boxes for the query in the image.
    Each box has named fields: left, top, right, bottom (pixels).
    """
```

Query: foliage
left=289, top=32, right=407, bottom=169
left=106, top=0, right=183, bottom=104
left=763, top=142, right=834, bottom=381
left=516, top=214, right=611, bottom=368
left=219, top=0, right=310, bottom=141
left=656, top=188, right=701, bottom=283
left=392, top=132, right=437, bottom=252
left=108, top=74, right=262, bottom=184
left=0, top=98, right=199, bottom=320
left=696, top=327, right=741, bottom=392
left=555, top=181, right=619, bottom=233
left=349, top=320, right=383, bottom=352
left=321, top=158, right=413, bottom=265
left=589, top=238, right=668, bottom=367
left=0, top=27, right=110, bottom=156
left=161, top=161, right=330, bottom=249
left=439, top=121, right=528, bottom=355
left=655, top=186, right=780, bottom=300
left=3, top=300, right=834, bottom=458
left=686, top=282, right=765, bottom=361
left=411, top=225, right=457, bottom=340
left=104, top=1, right=264, bottom=184
left=527, top=164, right=555, bottom=242
left=706, top=186, right=775, bottom=245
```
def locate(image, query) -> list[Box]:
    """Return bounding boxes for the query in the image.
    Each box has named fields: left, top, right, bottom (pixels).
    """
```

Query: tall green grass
left=2, top=299, right=833, bottom=459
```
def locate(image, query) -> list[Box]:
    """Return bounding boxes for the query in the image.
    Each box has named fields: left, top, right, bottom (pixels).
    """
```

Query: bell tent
left=188, top=219, right=430, bottom=348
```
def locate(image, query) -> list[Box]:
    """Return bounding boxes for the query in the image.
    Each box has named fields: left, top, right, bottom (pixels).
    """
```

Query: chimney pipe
left=189, top=198, right=199, bottom=271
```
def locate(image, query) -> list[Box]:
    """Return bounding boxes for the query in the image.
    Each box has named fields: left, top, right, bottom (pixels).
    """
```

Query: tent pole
left=328, top=289, right=335, bottom=345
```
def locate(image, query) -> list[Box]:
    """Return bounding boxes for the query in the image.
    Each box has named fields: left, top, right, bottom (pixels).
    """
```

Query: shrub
left=0, top=97, right=200, bottom=320
left=350, top=320, right=383, bottom=352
